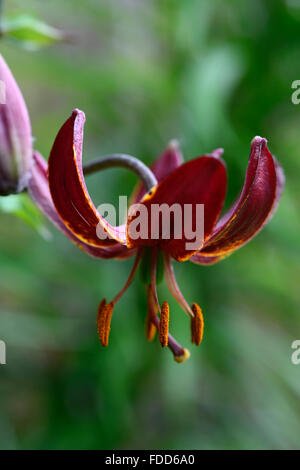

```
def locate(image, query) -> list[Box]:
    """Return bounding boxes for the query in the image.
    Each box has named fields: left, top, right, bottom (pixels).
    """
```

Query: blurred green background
left=0, top=0, right=300, bottom=450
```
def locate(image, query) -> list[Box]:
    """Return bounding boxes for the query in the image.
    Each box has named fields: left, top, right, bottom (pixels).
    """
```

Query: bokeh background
left=0, top=0, right=300, bottom=450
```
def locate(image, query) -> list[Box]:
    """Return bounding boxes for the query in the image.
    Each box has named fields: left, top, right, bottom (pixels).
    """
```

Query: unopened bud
left=0, top=55, right=32, bottom=195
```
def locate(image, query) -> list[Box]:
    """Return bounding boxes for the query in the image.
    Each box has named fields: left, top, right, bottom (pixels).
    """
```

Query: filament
left=164, top=253, right=193, bottom=317
left=112, top=248, right=143, bottom=304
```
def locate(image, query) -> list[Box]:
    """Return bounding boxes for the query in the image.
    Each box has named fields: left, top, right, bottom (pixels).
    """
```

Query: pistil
left=146, top=285, right=190, bottom=363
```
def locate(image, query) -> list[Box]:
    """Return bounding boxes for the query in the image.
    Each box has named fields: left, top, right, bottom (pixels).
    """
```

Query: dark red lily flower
left=28, top=109, right=284, bottom=362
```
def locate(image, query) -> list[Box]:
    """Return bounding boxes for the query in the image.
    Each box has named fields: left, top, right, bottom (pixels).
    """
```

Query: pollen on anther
left=191, top=303, right=204, bottom=346
left=159, top=301, right=169, bottom=347
left=97, top=299, right=114, bottom=347
left=97, top=298, right=107, bottom=346
left=103, top=302, right=114, bottom=347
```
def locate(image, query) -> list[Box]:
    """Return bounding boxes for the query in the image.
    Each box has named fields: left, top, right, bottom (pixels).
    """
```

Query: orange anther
left=191, top=303, right=204, bottom=346
left=159, top=301, right=169, bottom=347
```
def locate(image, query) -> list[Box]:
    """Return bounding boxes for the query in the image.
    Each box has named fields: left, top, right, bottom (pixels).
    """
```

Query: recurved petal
left=130, top=140, right=183, bottom=204
left=48, top=109, right=126, bottom=248
left=127, top=152, right=227, bottom=261
left=29, top=151, right=134, bottom=260
left=264, top=156, right=285, bottom=223
left=190, top=253, right=225, bottom=265
left=198, top=136, right=281, bottom=258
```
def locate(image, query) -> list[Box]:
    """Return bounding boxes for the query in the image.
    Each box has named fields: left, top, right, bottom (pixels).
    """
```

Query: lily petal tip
left=168, top=139, right=180, bottom=151
left=71, top=108, right=85, bottom=120
left=211, top=148, right=224, bottom=158
left=251, top=135, right=268, bottom=147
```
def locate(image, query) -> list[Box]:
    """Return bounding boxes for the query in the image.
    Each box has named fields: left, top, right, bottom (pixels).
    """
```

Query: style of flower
left=28, top=109, right=284, bottom=362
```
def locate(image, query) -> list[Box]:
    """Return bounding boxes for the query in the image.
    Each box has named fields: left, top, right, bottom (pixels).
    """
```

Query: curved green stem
left=83, top=154, right=157, bottom=192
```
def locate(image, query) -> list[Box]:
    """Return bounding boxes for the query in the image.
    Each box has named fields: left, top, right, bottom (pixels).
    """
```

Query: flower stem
left=83, top=154, right=157, bottom=192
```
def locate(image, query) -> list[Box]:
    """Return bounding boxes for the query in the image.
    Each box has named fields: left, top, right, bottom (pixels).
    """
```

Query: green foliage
left=1, top=13, right=65, bottom=50
left=0, top=193, right=50, bottom=239
left=0, top=0, right=299, bottom=451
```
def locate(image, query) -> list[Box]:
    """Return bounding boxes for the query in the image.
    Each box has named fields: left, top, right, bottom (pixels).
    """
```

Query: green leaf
left=0, top=193, right=51, bottom=239
left=1, top=14, right=66, bottom=50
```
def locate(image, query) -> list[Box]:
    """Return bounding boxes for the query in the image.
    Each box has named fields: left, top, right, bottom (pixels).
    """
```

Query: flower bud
left=0, top=54, right=32, bottom=195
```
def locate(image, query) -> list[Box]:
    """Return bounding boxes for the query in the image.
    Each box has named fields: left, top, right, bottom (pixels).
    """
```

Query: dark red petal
left=264, top=156, right=285, bottom=223
left=127, top=153, right=227, bottom=261
left=190, top=253, right=224, bottom=265
left=130, top=141, right=183, bottom=204
left=198, top=137, right=282, bottom=258
left=29, top=152, right=134, bottom=260
left=48, top=109, right=126, bottom=247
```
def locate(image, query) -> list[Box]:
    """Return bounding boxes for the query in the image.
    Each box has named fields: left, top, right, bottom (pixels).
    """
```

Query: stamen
left=112, top=248, right=143, bottom=304
left=103, top=302, right=114, bottom=347
left=147, top=286, right=190, bottom=362
left=97, top=298, right=107, bottom=346
left=146, top=313, right=156, bottom=341
left=97, top=250, right=142, bottom=347
left=191, top=303, right=204, bottom=346
left=97, top=299, right=115, bottom=346
left=159, top=301, right=169, bottom=347
left=146, top=284, right=157, bottom=341
left=164, top=253, right=193, bottom=317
